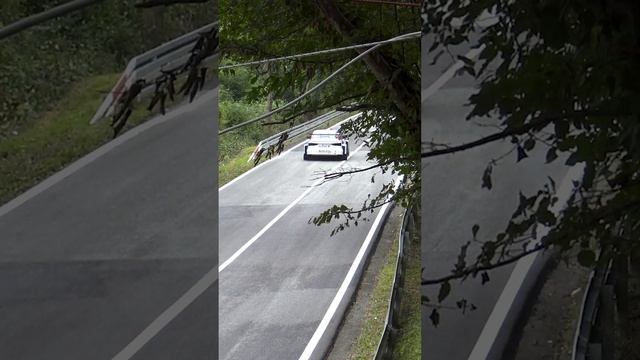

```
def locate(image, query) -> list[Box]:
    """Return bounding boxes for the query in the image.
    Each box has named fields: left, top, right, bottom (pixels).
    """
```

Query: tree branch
left=336, top=103, right=380, bottom=111
left=421, top=244, right=546, bottom=285
left=422, top=116, right=553, bottom=159
left=324, top=157, right=407, bottom=180
left=262, top=92, right=367, bottom=126
left=338, top=197, right=394, bottom=214
left=423, top=198, right=640, bottom=286
left=134, top=0, right=210, bottom=8
left=324, top=115, right=557, bottom=181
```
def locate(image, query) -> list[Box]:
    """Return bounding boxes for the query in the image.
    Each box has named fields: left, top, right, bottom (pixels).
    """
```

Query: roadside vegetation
left=344, top=206, right=420, bottom=360
left=217, top=62, right=352, bottom=187
left=0, top=1, right=214, bottom=206
left=350, top=234, right=399, bottom=359
left=0, top=73, right=177, bottom=205
left=393, top=213, right=421, bottom=359
left=0, top=1, right=214, bottom=139
left=220, top=3, right=421, bottom=356
left=421, top=1, right=640, bottom=341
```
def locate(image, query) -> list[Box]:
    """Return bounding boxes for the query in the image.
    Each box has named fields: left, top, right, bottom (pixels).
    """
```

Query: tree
left=219, top=0, right=421, bottom=225
left=0, top=0, right=215, bottom=139
left=420, top=0, right=640, bottom=337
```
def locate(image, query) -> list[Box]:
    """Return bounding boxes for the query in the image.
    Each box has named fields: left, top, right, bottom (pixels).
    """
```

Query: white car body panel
left=303, top=129, right=349, bottom=160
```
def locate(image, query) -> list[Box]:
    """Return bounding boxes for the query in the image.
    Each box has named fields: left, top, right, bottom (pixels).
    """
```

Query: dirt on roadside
left=508, top=251, right=591, bottom=360
left=325, top=205, right=405, bottom=360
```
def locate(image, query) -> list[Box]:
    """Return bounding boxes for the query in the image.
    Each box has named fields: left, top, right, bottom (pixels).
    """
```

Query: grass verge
left=346, top=207, right=420, bottom=360
left=0, top=73, right=166, bottom=206
left=218, top=146, right=255, bottom=186
left=393, top=217, right=421, bottom=359
left=349, top=224, right=400, bottom=359
left=217, top=111, right=356, bottom=188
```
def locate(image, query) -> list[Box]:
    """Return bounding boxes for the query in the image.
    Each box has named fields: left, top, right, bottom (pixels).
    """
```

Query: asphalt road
left=421, top=26, right=573, bottom=359
left=218, top=122, right=395, bottom=360
left=0, top=85, right=218, bottom=359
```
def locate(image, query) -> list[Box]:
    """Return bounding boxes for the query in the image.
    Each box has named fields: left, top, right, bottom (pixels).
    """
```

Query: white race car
left=303, top=129, right=350, bottom=160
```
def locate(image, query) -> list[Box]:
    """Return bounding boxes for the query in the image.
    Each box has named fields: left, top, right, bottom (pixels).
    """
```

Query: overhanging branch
left=134, top=0, right=211, bottom=8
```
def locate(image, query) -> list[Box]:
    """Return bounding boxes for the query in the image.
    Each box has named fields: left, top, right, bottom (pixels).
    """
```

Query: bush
left=0, top=0, right=215, bottom=139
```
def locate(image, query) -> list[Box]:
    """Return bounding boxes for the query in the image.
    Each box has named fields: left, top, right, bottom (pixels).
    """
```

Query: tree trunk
left=613, top=254, right=630, bottom=337
left=303, top=73, right=314, bottom=121
left=312, top=0, right=419, bottom=130
left=266, top=91, right=274, bottom=123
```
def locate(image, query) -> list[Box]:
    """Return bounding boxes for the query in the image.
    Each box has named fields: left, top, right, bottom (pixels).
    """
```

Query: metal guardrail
left=248, top=110, right=347, bottom=162
left=374, top=203, right=416, bottom=360
left=572, top=221, right=628, bottom=360
left=573, top=260, right=612, bottom=360
left=90, top=21, right=218, bottom=124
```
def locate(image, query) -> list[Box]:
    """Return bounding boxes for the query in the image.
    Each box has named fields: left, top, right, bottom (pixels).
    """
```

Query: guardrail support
left=373, top=202, right=414, bottom=360
left=599, top=285, right=615, bottom=360
left=588, top=344, right=602, bottom=360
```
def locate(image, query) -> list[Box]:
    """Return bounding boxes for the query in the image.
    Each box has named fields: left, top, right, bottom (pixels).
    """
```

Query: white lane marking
left=111, top=269, right=217, bottom=360
left=422, top=45, right=485, bottom=103
left=298, top=176, right=403, bottom=360
left=113, top=141, right=367, bottom=360
left=0, top=88, right=217, bottom=218
left=467, top=163, right=585, bottom=360
left=218, top=112, right=362, bottom=192
left=219, top=140, right=367, bottom=271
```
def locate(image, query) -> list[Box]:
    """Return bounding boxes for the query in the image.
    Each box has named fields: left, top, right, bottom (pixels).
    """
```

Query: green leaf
left=565, top=152, right=580, bottom=166
left=481, top=271, right=490, bottom=285
left=438, top=281, right=451, bottom=303
left=577, top=249, right=596, bottom=267
left=429, top=308, right=440, bottom=327
left=523, top=138, right=535, bottom=151
left=547, top=176, right=556, bottom=192
left=516, top=145, right=528, bottom=162
left=482, top=163, right=493, bottom=190
left=457, top=55, right=474, bottom=67
left=546, top=147, right=558, bottom=163
left=554, top=121, right=569, bottom=138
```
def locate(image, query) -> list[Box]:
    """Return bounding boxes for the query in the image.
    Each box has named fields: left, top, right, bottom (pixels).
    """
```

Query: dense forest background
left=0, top=0, right=216, bottom=139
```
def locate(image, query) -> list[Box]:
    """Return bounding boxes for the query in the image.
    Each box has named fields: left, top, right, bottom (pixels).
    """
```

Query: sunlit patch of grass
left=218, top=146, right=256, bottom=187
left=0, top=73, right=164, bottom=206
left=393, top=230, right=421, bottom=359
left=350, top=235, right=399, bottom=359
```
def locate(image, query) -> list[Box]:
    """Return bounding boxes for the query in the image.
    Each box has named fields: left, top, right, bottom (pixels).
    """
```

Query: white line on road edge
left=218, top=112, right=362, bottom=192
left=219, top=140, right=367, bottom=271
left=298, top=176, right=403, bottom=360
left=0, top=88, right=217, bottom=218
left=421, top=44, right=485, bottom=103
left=113, top=141, right=367, bottom=360
left=467, top=163, right=585, bottom=360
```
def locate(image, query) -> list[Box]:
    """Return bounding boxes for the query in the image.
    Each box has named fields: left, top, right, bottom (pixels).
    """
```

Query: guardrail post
left=599, top=285, right=615, bottom=360
left=382, top=333, right=394, bottom=360
left=588, top=344, right=602, bottom=360
left=613, top=254, right=630, bottom=336
left=390, top=288, right=400, bottom=327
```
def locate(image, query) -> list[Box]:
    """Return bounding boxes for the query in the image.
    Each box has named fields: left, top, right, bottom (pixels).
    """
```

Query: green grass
left=346, top=208, right=421, bottom=360
left=0, top=73, right=164, bottom=206
left=393, top=227, right=422, bottom=359
left=218, top=146, right=256, bottom=187
left=350, top=232, right=400, bottom=360
left=217, top=111, right=357, bottom=188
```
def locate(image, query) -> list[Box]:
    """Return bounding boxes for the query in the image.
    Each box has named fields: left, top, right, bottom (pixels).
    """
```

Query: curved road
left=421, top=25, right=577, bottom=359
left=219, top=119, right=396, bottom=360
left=0, top=85, right=218, bottom=359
